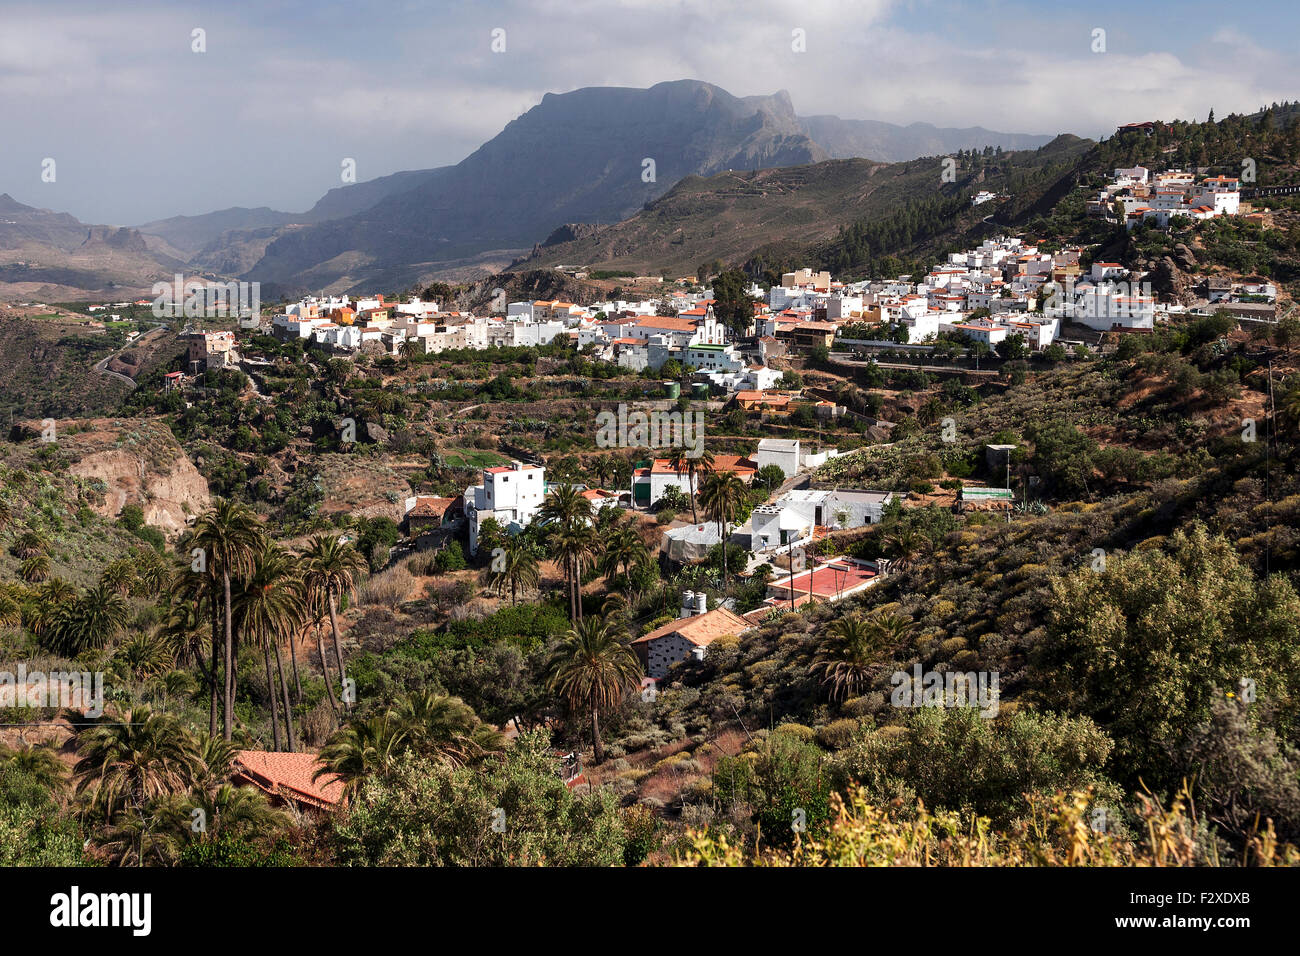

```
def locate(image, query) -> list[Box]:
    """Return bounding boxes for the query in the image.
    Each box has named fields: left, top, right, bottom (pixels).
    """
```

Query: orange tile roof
left=632, top=606, right=751, bottom=647
left=636, top=315, right=699, bottom=332
left=649, top=454, right=755, bottom=476
left=409, top=495, right=457, bottom=519
left=234, top=751, right=343, bottom=810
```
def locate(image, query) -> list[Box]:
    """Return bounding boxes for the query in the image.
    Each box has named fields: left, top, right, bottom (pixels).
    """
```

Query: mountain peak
left=0, top=193, right=35, bottom=214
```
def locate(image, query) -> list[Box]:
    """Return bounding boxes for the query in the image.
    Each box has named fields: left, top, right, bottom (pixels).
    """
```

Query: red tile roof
left=632, top=606, right=751, bottom=647
left=636, top=315, right=699, bottom=332
left=409, top=495, right=458, bottom=519
left=234, top=751, right=343, bottom=810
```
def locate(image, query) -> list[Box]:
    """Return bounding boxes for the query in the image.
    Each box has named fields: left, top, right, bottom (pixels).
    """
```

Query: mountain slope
left=0, top=195, right=184, bottom=299
left=245, top=80, right=830, bottom=292
left=136, top=206, right=299, bottom=256
left=518, top=134, right=1094, bottom=279
left=800, top=115, right=1053, bottom=163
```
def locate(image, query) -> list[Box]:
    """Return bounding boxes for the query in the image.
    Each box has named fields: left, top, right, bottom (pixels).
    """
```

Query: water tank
left=680, top=590, right=695, bottom=617
left=694, top=591, right=708, bottom=614
left=663, top=381, right=681, bottom=399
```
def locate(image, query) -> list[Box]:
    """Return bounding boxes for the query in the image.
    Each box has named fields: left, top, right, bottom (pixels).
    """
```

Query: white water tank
left=680, top=590, right=695, bottom=618
left=695, top=591, right=708, bottom=614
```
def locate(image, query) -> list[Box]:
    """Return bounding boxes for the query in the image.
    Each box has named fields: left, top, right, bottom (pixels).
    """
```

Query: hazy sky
left=4, top=0, right=1298, bottom=224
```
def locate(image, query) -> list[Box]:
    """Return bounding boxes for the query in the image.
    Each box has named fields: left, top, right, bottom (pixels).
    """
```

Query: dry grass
left=357, top=564, right=415, bottom=607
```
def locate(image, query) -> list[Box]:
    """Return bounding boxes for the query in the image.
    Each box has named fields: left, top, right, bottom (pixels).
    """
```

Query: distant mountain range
left=518, top=134, right=1094, bottom=280
left=1, top=80, right=1058, bottom=298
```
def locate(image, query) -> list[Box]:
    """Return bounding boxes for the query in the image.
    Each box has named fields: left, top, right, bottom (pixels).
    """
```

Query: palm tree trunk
left=567, top=555, right=577, bottom=622
left=263, top=643, right=281, bottom=751
left=327, top=590, right=347, bottom=707
left=689, top=472, right=698, bottom=524
left=718, top=520, right=728, bottom=588
left=273, top=638, right=296, bottom=752
left=290, top=629, right=303, bottom=702
left=209, top=606, right=220, bottom=739
left=223, top=571, right=234, bottom=741
left=591, top=704, right=604, bottom=764
left=317, top=625, right=340, bottom=714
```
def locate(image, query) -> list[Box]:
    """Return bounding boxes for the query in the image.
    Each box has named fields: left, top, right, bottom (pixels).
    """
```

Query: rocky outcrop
left=12, top=418, right=210, bottom=534
left=1144, top=255, right=1195, bottom=305
left=541, top=223, right=606, bottom=248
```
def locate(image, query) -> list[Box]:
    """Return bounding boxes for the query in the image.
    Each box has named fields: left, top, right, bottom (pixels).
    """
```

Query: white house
left=464, top=461, right=547, bottom=554
left=631, top=602, right=751, bottom=679
left=756, top=438, right=801, bottom=479
left=748, top=489, right=894, bottom=551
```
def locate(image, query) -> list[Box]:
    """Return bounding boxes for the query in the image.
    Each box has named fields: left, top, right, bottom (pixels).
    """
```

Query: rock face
left=1146, top=256, right=1195, bottom=305
left=24, top=418, right=212, bottom=534
left=72, top=448, right=208, bottom=533
left=542, top=223, right=606, bottom=247
left=80, top=226, right=151, bottom=254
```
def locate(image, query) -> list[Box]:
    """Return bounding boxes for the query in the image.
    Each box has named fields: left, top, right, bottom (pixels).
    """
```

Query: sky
left=3, top=0, right=1299, bottom=225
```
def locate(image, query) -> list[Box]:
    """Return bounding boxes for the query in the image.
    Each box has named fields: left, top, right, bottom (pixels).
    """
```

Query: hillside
left=519, top=134, right=1093, bottom=278
left=800, top=115, right=1053, bottom=162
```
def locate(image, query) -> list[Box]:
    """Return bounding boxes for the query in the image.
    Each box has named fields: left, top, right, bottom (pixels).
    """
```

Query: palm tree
left=589, top=455, right=615, bottom=490
left=236, top=543, right=306, bottom=751
left=74, top=708, right=201, bottom=822
left=132, top=550, right=169, bottom=598
left=166, top=559, right=222, bottom=736
left=698, top=470, right=746, bottom=589
left=100, top=558, right=137, bottom=595
left=489, top=536, right=540, bottom=605
left=191, top=498, right=265, bottom=740
left=882, top=526, right=934, bottom=573
left=314, top=713, right=409, bottom=800
left=552, top=521, right=598, bottom=622
left=12, top=530, right=48, bottom=560
left=600, top=522, right=648, bottom=587
left=0, top=742, right=67, bottom=795
left=19, top=553, right=49, bottom=583
left=190, top=733, right=239, bottom=797
left=546, top=615, right=642, bottom=764
left=22, top=578, right=75, bottom=640
left=47, top=582, right=130, bottom=656
left=668, top=446, right=714, bottom=524
left=0, top=585, right=20, bottom=629
left=113, top=632, right=175, bottom=682
left=178, top=782, right=288, bottom=845
left=539, top=484, right=595, bottom=621
left=303, top=533, right=367, bottom=711
left=810, top=611, right=916, bottom=702
left=393, top=691, right=504, bottom=767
